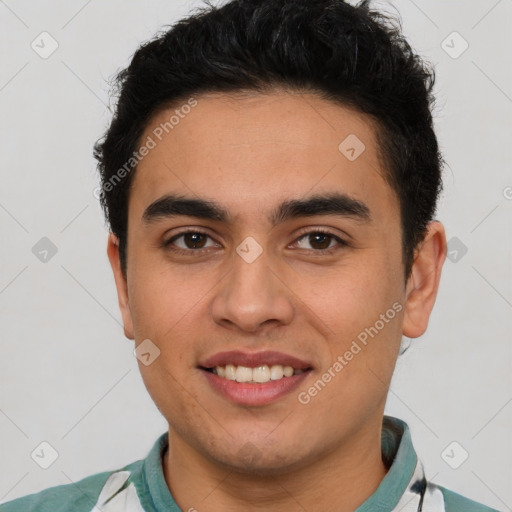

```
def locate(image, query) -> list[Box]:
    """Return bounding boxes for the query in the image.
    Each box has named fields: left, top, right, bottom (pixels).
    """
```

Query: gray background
left=0, top=0, right=510, bottom=509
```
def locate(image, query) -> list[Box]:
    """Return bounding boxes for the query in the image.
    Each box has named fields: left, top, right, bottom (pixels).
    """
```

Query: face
left=108, top=89, right=445, bottom=474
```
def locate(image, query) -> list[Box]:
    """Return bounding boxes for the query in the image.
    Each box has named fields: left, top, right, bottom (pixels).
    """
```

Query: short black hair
left=94, top=0, right=443, bottom=279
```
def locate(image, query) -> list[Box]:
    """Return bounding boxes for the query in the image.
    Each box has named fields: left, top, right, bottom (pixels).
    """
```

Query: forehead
left=129, top=89, right=397, bottom=224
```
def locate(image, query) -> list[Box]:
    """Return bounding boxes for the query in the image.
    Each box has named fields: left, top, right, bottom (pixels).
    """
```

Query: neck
left=163, top=416, right=388, bottom=512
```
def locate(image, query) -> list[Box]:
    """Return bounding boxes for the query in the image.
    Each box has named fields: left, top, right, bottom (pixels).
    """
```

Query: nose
left=210, top=244, right=295, bottom=334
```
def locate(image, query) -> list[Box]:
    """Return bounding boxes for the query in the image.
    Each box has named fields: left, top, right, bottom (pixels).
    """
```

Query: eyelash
left=162, top=228, right=348, bottom=256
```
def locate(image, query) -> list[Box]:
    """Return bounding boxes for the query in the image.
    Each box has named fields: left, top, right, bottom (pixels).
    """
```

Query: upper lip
left=200, top=350, right=312, bottom=370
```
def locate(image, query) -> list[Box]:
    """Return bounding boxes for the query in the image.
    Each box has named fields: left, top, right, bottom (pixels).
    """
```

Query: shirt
left=0, top=416, right=500, bottom=512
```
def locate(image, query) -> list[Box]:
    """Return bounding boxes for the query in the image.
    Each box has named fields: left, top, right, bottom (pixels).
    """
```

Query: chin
left=205, top=438, right=320, bottom=477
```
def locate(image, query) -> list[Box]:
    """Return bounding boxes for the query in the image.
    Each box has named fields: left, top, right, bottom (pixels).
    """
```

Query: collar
left=356, top=416, right=445, bottom=511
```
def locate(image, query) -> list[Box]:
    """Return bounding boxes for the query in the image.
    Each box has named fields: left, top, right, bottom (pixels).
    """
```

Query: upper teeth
left=213, top=364, right=303, bottom=383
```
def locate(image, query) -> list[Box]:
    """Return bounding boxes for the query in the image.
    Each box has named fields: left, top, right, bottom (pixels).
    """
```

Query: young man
left=1, top=0, right=500, bottom=511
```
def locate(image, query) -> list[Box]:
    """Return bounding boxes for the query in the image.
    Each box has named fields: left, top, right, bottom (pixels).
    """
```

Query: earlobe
left=402, top=221, right=447, bottom=339
left=106, top=233, right=135, bottom=340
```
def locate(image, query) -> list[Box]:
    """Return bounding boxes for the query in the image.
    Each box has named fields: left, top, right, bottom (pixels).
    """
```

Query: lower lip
left=201, top=369, right=311, bottom=406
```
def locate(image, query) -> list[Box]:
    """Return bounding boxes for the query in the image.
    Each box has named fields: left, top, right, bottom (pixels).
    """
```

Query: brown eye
left=294, top=231, right=346, bottom=252
left=164, top=231, right=217, bottom=253
left=182, top=232, right=208, bottom=249
left=307, top=233, right=332, bottom=250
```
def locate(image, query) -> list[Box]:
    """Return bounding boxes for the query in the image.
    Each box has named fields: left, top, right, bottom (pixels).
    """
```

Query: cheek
left=128, top=261, right=207, bottom=340
left=297, top=252, right=404, bottom=387
left=128, top=265, right=217, bottom=389
left=291, top=255, right=397, bottom=337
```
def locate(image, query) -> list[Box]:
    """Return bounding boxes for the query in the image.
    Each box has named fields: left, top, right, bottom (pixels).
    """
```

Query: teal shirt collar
left=356, top=416, right=419, bottom=511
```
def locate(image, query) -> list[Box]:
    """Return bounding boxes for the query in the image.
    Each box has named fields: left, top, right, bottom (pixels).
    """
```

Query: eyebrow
left=142, top=192, right=371, bottom=226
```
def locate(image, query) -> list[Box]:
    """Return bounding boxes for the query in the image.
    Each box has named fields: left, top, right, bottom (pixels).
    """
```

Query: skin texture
left=107, top=89, right=447, bottom=512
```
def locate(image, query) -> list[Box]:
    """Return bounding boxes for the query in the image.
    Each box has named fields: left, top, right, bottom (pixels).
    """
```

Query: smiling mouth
left=202, top=364, right=311, bottom=384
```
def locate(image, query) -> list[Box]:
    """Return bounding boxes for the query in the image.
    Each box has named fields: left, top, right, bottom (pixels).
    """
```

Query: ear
left=107, top=233, right=135, bottom=340
left=402, top=221, right=447, bottom=339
